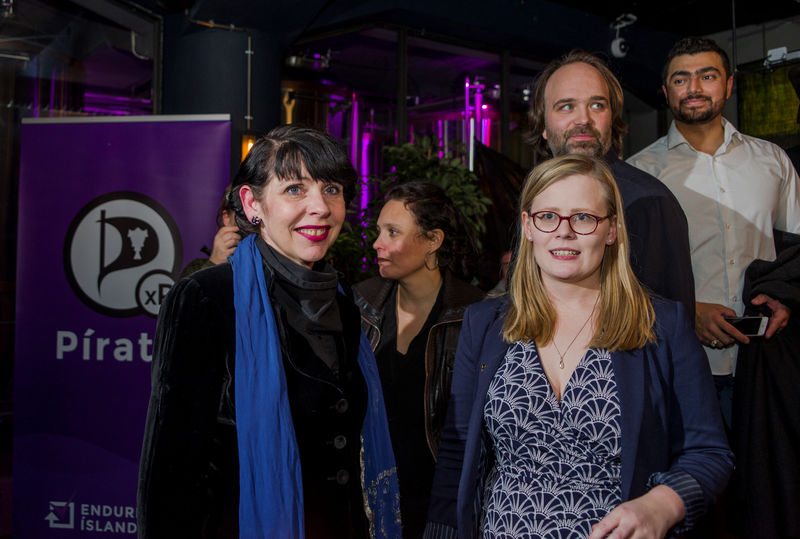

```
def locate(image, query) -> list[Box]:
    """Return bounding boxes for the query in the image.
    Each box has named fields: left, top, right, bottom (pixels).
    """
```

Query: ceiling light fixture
left=610, top=13, right=637, bottom=58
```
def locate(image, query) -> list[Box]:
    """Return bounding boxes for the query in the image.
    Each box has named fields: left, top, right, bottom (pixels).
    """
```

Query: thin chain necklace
left=552, top=294, right=600, bottom=369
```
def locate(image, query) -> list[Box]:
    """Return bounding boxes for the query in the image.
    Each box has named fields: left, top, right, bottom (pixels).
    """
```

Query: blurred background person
left=487, top=250, right=511, bottom=295
left=488, top=228, right=515, bottom=296
left=354, top=181, right=484, bottom=538
left=179, top=185, right=242, bottom=278
left=138, top=125, right=400, bottom=538
left=426, top=154, right=732, bottom=538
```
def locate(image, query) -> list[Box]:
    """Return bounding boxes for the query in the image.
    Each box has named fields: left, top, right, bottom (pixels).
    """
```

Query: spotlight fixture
left=611, top=37, right=629, bottom=58
left=610, top=13, right=637, bottom=58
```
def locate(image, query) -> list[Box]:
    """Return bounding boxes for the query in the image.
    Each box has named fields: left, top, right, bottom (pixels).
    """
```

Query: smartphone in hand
left=724, top=316, right=768, bottom=337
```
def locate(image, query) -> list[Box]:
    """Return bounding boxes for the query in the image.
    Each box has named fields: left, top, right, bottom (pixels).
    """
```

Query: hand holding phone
left=723, top=316, right=768, bottom=337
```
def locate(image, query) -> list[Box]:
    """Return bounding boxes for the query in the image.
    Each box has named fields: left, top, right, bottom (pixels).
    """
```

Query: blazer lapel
left=457, top=311, right=511, bottom=538
left=474, top=315, right=511, bottom=405
left=611, top=348, right=644, bottom=501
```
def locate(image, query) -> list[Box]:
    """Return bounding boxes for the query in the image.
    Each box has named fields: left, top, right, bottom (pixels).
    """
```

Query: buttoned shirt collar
left=666, top=117, right=742, bottom=154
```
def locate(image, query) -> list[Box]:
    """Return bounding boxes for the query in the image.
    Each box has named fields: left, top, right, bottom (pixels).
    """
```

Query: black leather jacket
left=354, top=272, right=484, bottom=458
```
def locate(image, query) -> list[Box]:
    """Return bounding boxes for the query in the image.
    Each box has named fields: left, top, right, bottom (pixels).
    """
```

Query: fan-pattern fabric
left=481, top=340, right=622, bottom=538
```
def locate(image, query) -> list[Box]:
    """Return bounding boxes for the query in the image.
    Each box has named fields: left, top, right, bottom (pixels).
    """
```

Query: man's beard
left=546, top=125, right=609, bottom=157
left=671, top=93, right=726, bottom=124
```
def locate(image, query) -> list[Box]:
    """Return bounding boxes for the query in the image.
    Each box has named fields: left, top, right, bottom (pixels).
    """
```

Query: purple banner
left=13, top=116, right=231, bottom=537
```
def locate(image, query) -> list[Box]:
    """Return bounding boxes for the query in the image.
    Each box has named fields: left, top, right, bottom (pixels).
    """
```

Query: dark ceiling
left=552, top=0, right=800, bottom=36
left=148, top=0, right=800, bottom=38
left=268, top=0, right=798, bottom=111
left=249, top=0, right=799, bottom=107
left=4, top=0, right=798, bottom=114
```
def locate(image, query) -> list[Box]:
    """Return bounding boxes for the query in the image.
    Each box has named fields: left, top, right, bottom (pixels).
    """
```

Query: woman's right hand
left=587, top=485, right=684, bottom=539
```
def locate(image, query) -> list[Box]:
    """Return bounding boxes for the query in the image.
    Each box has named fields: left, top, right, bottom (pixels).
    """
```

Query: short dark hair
left=662, top=37, right=732, bottom=84
left=527, top=49, right=628, bottom=163
left=384, top=181, right=477, bottom=279
left=229, top=125, right=357, bottom=235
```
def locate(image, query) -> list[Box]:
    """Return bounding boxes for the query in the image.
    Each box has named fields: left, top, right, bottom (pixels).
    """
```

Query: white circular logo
left=63, top=191, right=183, bottom=317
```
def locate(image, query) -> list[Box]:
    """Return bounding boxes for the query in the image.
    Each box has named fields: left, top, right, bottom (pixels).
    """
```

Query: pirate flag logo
left=64, top=191, right=183, bottom=317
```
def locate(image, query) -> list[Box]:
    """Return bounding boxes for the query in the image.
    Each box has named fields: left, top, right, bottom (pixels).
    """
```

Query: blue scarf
left=231, top=234, right=401, bottom=538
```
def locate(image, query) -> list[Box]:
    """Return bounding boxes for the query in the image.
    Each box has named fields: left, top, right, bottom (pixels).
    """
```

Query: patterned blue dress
left=481, top=340, right=622, bottom=538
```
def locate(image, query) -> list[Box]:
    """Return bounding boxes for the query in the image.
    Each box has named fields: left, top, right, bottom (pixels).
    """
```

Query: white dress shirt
left=628, top=119, right=800, bottom=375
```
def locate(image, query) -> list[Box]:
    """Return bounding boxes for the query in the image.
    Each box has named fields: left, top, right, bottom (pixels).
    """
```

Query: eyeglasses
left=528, top=211, right=610, bottom=235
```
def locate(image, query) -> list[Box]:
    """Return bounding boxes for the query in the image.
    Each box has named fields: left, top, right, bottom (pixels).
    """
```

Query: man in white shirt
left=629, top=37, right=800, bottom=423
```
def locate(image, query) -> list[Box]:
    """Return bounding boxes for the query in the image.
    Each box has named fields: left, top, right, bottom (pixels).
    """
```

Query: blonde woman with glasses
left=425, top=154, right=732, bottom=539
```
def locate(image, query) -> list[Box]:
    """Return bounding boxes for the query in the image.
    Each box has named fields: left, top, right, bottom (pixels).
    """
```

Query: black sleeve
left=137, top=276, right=236, bottom=538
left=178, top=257, right=215, bottom=280
left=425, top=305, right=485, bottom=538
left=625, top=196, right=696, bottom=320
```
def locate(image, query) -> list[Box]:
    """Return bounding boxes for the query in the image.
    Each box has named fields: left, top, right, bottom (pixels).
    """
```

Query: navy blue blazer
left=427, top=295, right=733, bottom=538
left=606, top=151, right=696, bottom=320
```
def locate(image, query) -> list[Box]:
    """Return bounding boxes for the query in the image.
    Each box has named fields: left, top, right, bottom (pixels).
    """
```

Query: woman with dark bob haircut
left=138, top=125, right=400, bottom=539
left=354, top=181, right=484, bottom=538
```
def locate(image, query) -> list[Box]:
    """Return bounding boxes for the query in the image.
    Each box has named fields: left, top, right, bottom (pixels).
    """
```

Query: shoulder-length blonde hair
left=502, top=154, right=655, bottom=351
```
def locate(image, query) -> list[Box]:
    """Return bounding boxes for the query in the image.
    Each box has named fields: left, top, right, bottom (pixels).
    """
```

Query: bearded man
left=528, top=49, right=695, bottom=316
left=628, top=35, right=800, bottom=539
left=629, top=38, right=800, bottom=411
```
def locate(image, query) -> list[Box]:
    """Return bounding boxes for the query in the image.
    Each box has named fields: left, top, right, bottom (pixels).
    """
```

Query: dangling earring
left=424, top=251, right=439, bottom=271
left=251, top=216, right=261, bottom=225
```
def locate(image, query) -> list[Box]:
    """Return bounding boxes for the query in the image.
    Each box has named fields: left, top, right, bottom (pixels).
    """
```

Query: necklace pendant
left=559, top=357, right=565, bottom=369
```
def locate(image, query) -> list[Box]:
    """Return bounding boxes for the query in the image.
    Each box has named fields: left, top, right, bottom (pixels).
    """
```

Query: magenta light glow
left=82, top=107, right=133, bottom=116
left=360, top=132, right=371, bottom=226
left=359, top=128, right=372, bottom=272
left=482, top=118, right=491, bottom=147
left=83, top=93, right=152, bottom=105
left=437, top=120, right=444, bottom=159
left=327, top=94, right=344, bottom=141
left=83, top=92, right=153, bottom=116
left=464, top=77, right=470, bottom=142
left=349, top=92, right=359, bottom=170
left=474, top=88, right=483, bottom=143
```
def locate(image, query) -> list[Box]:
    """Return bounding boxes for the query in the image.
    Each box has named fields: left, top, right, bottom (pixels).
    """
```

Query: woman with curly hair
left=355, top=181, right=484, bottom=538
